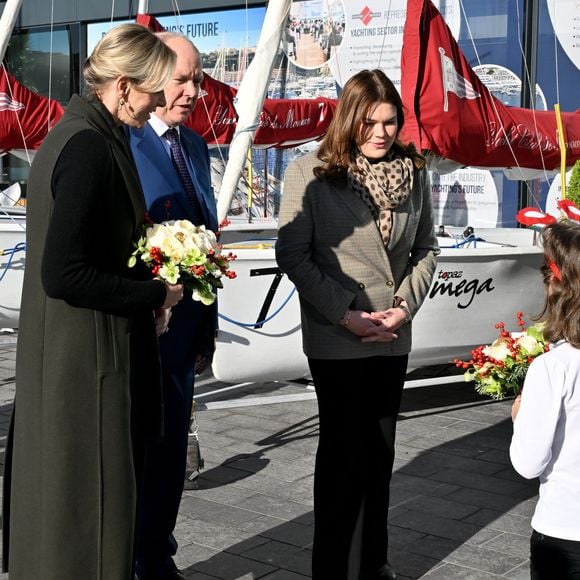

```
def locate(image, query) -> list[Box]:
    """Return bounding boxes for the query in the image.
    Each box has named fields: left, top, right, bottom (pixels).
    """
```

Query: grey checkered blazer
left=276, top=151, right=439, bottom=359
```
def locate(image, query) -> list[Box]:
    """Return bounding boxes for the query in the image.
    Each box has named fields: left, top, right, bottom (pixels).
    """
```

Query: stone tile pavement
left=0, top=335, right=539, bottom=579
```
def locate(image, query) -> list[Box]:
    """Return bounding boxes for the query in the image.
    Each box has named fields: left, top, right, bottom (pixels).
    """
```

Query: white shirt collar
left=149, top=113, right=178, bottom=139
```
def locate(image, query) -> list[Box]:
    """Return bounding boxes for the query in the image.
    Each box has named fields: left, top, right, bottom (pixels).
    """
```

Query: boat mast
left=216, top=0, right=291, bottom=223
left=0, top=0, right=24, bottom=64
left=517, top=0, right=539, bottom=211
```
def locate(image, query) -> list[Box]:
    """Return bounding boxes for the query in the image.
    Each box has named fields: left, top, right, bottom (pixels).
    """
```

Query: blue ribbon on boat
left=0, top=242, right=26, bottom=282
left=218, top=287, right=296, bottom=328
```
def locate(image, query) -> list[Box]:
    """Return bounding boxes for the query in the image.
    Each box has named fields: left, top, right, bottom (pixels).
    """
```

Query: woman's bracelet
left=396, top=304, right=412, bottom=324
left=338, top=309, right=352, bottom=327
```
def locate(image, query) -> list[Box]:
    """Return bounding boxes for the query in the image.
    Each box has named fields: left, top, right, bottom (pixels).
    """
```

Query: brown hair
left=315, top=69, right=424, bottom=182
left=537, top=221, right=580, bottom=347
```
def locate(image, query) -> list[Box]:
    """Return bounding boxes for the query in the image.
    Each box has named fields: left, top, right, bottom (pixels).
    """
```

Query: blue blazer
left=128, top=123, right=219, bottom=368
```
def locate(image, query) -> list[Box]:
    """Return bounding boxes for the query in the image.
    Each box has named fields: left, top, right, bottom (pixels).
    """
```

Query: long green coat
left=2, top=95, right=166, bottom=580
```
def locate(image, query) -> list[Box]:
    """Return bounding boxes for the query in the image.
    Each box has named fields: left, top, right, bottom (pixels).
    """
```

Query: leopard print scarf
left=347, top=152, right=414, bottom=246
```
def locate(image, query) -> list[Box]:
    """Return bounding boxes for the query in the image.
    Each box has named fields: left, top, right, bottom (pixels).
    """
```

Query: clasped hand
left=346, top=308, right=407, bottom=342
left=154, top=282, right=184, bottom=337
left=163, top=282, right=184, bottom=308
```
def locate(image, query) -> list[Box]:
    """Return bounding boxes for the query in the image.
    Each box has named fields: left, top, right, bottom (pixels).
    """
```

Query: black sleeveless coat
left=3, top=95, right=166, bottom=580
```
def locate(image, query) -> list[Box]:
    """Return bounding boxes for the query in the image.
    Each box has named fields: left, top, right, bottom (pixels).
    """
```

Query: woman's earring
left=118, top=98, right=125, bottom=109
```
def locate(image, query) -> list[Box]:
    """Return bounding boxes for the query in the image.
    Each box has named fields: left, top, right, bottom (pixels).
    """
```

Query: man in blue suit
left=128, top=33, right=218, bottom=580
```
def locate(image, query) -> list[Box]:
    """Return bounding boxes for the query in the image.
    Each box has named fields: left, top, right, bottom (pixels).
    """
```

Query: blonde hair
left=83, top=23, right=176, bottom=95
left=316, top=69, right=424, bottom=182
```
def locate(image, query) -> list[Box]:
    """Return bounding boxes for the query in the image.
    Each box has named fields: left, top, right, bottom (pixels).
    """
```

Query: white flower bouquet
left=128, top=218, right=236, bottom=305
left=455, top=312, right=549, bottom=400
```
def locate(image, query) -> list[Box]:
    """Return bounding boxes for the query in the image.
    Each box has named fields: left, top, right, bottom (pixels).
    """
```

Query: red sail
left=187, top=73, right=336, bottom=148
left=0, top=69, right=63, bottom=152
left=400, top=0, right=580, bottom=171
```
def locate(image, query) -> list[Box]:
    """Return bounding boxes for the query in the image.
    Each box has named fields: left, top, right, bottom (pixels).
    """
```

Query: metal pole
left=517, top=0, right=539, bottom=213
left=138, top=0, right=150, bottom=14
left=0, top=0, right=24, bottom=65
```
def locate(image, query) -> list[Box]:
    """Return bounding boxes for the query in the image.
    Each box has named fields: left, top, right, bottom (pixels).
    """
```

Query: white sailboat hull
left=212, top=226, right=544, bottom=382
left=0, top=208, right=26, bottom=328
left=0, top=214, right=545, bottom=383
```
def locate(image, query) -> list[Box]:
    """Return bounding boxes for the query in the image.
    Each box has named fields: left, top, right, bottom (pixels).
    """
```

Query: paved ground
left=0, top=335, right=539, bottom=579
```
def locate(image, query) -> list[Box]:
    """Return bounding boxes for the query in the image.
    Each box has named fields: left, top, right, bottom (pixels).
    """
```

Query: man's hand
left=154, top=308, right=172, bottom=337
left=195, top=354, right=211, bottom=375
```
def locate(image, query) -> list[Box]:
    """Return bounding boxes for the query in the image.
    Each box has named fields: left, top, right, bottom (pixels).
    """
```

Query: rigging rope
left=458, top=0, right=535, bottom=194
left=514, top=0, right=550, bottom=194
left=47, top=0, right=55, bottom=136
left=218, top=287, right=296, bottom=328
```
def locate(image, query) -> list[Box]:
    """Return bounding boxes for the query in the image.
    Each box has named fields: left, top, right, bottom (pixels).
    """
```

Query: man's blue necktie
left=166, top=127, right=204, bottom=225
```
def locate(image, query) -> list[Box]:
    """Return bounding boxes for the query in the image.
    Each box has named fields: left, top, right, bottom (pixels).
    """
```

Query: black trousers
left=308, top=354, right=408, bottom=580
left=135, top=364, right=195, bottom=576
left=531, top=529, right=580, bottom=579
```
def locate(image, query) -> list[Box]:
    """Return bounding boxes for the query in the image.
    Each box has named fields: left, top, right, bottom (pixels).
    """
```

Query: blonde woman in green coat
left=3, top=24, right=182, bottom=580
left=277, top=69, right=439, bottom=580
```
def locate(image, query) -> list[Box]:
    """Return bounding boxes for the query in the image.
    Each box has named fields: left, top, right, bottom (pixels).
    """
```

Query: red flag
left=515, top=207, right=557, bottom=227
left=400, top=0, right=580, bottom=171
left=136, top=13, right=165, bottom=32
left=0, top=69, right=64, bottom=152
left=187, top=73, right=237, bottom=145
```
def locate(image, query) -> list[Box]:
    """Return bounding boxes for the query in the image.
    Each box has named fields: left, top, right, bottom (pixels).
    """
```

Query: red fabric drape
left=0, top=69, right=64, bottom=152
left=400, top=0, right=580, bottom=170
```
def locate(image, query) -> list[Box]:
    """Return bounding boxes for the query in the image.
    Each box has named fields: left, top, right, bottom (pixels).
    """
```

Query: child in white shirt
left=510, top=221, right=580, bottom=579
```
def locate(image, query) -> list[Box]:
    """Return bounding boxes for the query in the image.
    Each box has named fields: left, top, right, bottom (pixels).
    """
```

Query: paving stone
left=389, top=524, right=426, bottom=549
left=444, top=543, right=526, bottom=575
left=175, top=517, right=269, bottom=552
left=232, top=493, right=311, bottom=521
left=390, top=549, right=441, bottom=579
left=480, top=531, right=530, bottom=558
left=420, top=562, right=503, bottom=578
left=179, top=495, right=264, bottom=526
left=390, top=472, right=461, bottom=497
left=397, top=494, right=482, bottom=521
left=428, top=467, right=534, bottom=498
left=505, top=560, right=531, bottom=579
left=186, top=545, right=277, bottom=579
left=185, top=482, right=259, bottom=505
left=236, top=514, right=302, bottom=535
left=260, top=570, right=309, bottom=579
left=258, top=520, right=313, bottom=548
left=240, top=539, right=311, bottom=576
left=397, top=450, right=505, bottom=477
left=445, top=486, right=536, bottom=513
left=463, top=508, right=532, bottom=535
left=390, top=507, right=497, bottom=543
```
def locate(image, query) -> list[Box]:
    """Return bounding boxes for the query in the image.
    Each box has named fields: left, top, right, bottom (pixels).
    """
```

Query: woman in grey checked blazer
left=276, top=69, right=440, bottom=580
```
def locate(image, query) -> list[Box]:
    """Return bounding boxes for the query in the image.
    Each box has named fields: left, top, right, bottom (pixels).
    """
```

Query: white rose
left=191, top=232, right=212, bottom=254
left=170, top=220, right=197, bottom=236
left=516, top=334, right=539, bottom=354
left=147, top=225, right=185, bottom=264
left=483, top=338, right=510, bottom=361
left=145, top=223, right=168, bottom=245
